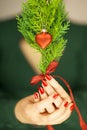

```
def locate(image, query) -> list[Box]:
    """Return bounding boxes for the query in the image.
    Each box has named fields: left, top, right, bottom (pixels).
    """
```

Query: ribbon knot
left=30, top=61, right=58, bottom=85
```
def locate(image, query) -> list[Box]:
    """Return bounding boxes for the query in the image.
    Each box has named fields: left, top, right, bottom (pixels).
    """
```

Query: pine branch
left=17, top=0, right=70, bottom=73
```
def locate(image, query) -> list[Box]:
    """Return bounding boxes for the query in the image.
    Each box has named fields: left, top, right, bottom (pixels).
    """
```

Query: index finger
left=45, top=75, right=71, bottom=103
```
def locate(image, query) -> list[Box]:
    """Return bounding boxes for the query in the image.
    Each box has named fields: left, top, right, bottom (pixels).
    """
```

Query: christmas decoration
left=17, top=0, right=87, bottom=130
left=35, top=29, right=52, bottom=49
left=17, top=0, right=69, bottom=73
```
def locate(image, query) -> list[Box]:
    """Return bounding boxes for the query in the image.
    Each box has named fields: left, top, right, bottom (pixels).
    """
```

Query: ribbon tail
left=54, top=75, right=87, bottom=130
left=80, top=118, right=87, bottom=130
left=46, top=125, right=54, bottom=130
left=30, top=75, right=44, bottom=85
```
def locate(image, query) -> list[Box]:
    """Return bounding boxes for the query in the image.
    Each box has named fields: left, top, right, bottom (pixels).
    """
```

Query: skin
left=15, top=75, right=74, bottom=126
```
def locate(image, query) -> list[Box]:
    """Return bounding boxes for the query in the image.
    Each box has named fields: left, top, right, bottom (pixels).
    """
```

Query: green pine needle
left=17, top=0, right=70, bottom=73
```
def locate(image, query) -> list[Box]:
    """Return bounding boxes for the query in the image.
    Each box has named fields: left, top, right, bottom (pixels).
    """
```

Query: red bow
left=30, top=61, right=58, bottom=85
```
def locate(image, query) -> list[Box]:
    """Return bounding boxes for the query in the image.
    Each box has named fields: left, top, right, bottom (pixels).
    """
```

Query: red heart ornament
left=35, top=31, right=52, bottom=49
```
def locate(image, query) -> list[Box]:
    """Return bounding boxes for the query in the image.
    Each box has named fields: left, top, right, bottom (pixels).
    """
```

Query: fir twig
left=17, top=0, right=70, bottom=73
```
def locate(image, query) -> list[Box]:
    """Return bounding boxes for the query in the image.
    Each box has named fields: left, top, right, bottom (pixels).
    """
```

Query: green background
left=0, top=19, right=87, bottom=130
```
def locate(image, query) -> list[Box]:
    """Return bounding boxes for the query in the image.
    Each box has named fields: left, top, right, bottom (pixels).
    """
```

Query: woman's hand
left=15, top=75, right=74, bottom=126
left=33, top=75, right=75, bottom=124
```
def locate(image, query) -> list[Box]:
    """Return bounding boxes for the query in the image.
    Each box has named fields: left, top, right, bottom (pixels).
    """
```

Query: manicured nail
left=34, top=92, right=39, bottom=99
left=38, top=87, right=44, bottom=94
left=45, top=74, right=52, bottom=80
left=70, top=104, right=75, bottom=111
left=53, top=93, right=59, bottom=99
left=64, top=101, right=68, bottom=107
left=42, top=80, right=48, bottom=87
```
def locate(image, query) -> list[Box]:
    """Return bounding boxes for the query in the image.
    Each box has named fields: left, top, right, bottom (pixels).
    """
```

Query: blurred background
left=0, top=0, right=87, bottom=24
left=0, top=0, right=87, bottom=129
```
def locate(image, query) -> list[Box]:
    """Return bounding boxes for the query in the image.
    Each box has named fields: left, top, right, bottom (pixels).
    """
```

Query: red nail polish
left=42, top=80, right=48, bottom=87
left=46, top=74, right=52, bottom=80
left=70, top=104, right=75, bottom=111
left=64, top=101, right=68, bottom=107
left=53, top=93, right=59, bottom=99
left=38, top=87, right=44, bottom=94
left=34, top=92, right=39, bottom=99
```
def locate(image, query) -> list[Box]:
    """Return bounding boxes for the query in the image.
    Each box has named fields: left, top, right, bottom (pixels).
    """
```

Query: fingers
left=42, top=79, right=62, bottom=109
left=33, top=92, right=40, bottom=103
left=33, top=86, right=48, bottom=102
left=58, top=103, right=75, bottom=123
left=42, top=80, right=55, bottom=95
left=38, top=87, right=49, bottom=113
left=53, top=94, right=63, bottom=108
left=34, top=87, right=63, bottom=113
left=33, top=75, right=72, bottom=114
left=34, top=87, right=50, bottom=112
left=33, top=90, right=48, bottom=113
left=48, top=103, right=74, bottom=125
left=33, top=88, right=74, bottom=126
left=45, top=75, right=72, bottom=103
left=38, top=87, right=48, bottom=100
left=37, top=99, right=74, bottom=125
left=33, top=74, right=73, bottom=123
left=36, top=93, right=63, bottom=113
left=46, top=103, right=55, bottom=113
left=34, top=75, right=71, bottom=104
left=48, top=100, right=68, bottom=121
left=46, top=93, right=63, bottom=113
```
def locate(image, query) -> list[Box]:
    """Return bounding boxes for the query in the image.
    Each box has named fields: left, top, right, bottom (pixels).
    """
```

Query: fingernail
left=70, top=104, right=75, bottom=111
left=42, top=80, right=48, bottom=87
left=53, top=93, right=59, bottom=99
left=45, top=74, right=52, bottom=80
left=34, top=92, right=39, bottom=99
left=64, top=101, right=68, bottom=107
left=38, top=87, right=44, bottom=94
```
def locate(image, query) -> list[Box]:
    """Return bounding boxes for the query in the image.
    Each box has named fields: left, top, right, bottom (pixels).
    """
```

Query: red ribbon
left=54, top=75, right=87, bottom=130
left=46, top=125, right=55, bottom=130
left=30, top=61, right=87, bottom=130
left=30, top=61, right=58, bottom=85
